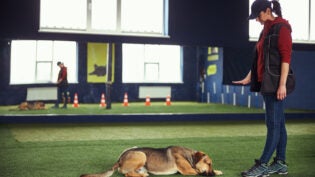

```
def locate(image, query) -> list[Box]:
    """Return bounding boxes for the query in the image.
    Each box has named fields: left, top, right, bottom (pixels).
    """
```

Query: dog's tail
left=80, top=162, right=119, bottom=177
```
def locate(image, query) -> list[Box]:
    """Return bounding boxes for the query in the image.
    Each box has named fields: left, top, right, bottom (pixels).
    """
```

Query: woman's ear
left=266, top=8, right=272, bottom=15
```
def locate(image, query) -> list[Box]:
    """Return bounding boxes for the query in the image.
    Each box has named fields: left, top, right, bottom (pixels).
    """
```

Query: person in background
left=53, top=61, right=69, bottom=109
left=233, top=0, right=292, bottom=176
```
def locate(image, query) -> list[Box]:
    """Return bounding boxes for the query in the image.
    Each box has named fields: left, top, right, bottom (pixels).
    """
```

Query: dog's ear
left=193, top=151, right=206, bottom=163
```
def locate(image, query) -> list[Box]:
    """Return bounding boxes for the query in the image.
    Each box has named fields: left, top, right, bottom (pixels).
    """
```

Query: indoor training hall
left=0, top=0, right=314, bottom=177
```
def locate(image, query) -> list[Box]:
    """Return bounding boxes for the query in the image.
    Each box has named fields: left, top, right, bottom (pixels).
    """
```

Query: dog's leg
left=119, top=151, right=148, bottom=177
left=174, top=154, right=198, bottom=175
left=124, top=166, right=148, bottom=177
left=124, top=170, right=148, bottom=177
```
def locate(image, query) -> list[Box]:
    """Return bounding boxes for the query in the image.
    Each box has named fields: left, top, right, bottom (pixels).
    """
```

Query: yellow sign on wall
left=208, top=47, right=219, bottom=61
left=207, top=64, right=217, bottom=76
left=87, top=43, right=115, bottom=83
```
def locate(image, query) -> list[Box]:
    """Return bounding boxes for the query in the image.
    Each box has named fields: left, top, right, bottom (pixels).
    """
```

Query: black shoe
left=51, top=105, right=59, bottom=109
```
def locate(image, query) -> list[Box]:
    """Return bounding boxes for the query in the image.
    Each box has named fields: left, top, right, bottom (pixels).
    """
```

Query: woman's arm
left=277, top=25, right=292, bottom=100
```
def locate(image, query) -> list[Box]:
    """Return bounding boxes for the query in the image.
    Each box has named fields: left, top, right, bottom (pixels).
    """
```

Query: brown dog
left=18, top=101, right=45, bottom=110
left=80, top=146, right=223, bottom=177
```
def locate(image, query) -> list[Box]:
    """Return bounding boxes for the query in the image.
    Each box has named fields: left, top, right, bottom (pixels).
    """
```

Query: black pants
left=56, top=86, right=69, bottom=108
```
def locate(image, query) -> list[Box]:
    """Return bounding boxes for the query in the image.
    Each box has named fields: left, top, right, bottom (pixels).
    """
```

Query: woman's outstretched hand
left=232, top=71, right=251, bottom=85
left=232, top=79, right=250, bottom=85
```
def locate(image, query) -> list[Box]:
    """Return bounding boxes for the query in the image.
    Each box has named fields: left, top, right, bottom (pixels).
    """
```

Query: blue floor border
left=0, top=113, right=314, bottom=124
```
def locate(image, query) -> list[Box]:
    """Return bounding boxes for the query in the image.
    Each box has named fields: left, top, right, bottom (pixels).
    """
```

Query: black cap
left=248, top=0, right=272, bottom=20
left=57, top=61, right=62, bottom=66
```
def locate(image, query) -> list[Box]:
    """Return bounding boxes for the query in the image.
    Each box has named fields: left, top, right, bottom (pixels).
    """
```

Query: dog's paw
left=136, top=167, right=148, bottom=174
left=214, top=170, right=223, bottom=175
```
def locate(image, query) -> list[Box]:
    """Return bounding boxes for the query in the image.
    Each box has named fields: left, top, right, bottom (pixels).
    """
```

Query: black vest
left=250, top=23, right=293, bottom=94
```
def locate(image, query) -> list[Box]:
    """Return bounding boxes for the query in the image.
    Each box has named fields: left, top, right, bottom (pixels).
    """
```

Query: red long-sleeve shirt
left=256, top=17, right=292, bottom=82
left=58, top=67, right=67, bottom=83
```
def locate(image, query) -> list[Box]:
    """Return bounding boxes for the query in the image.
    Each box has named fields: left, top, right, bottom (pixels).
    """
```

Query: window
left=249, top=0, right=315, bottom=43
left=91, top=0, right=117, bottom=31
left=40, top=0, right=87, bottom=30
left=121, top=0, right=164, bottom=34
left=10, top=40, right=78, bottom=85
left=122, top=44, right=182, bottom=83
left=39, top=0, right=168, bottom=37
left=281, top=0, right=309, bottom=41
left=311, top=1, right=315, bottom=40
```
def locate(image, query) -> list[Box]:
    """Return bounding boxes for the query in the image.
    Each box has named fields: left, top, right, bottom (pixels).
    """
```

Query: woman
left=54, top=61, right=69, bottom=109
left=233, top=0, right=293, bottom=176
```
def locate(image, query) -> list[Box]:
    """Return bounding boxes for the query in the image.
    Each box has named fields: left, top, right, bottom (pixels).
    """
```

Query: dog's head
left=193, top=151, right=215, bottom=176
left=18, top=102, right=29, bottom=110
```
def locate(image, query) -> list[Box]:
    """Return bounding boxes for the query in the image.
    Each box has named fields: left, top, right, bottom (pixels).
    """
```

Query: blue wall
left=286, top=51, right=315, bottom=110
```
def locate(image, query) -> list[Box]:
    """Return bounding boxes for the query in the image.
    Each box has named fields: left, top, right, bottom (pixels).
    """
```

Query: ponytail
left=271, top=0, right=282, bottom=17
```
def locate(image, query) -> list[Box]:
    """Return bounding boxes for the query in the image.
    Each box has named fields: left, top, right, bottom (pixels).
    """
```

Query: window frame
left=39, top=0, right=169, bottom=38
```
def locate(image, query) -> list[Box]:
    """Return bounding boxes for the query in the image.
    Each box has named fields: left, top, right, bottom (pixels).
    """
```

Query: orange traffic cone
left=123, top=92, right=129, bottom=106
left=166, top=95, right=171, bottom=106
left=145, top=95, right=151, bottom=106
left=72, top=93, right=79, bottom=108
left=100, top=93, right=106, bottom=107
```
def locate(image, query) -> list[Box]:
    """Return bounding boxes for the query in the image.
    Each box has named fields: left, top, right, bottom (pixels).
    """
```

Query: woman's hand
left=277, top=63, right=290, bottom=100
left=232, top=71, right=251, bottom=85
left=232, top=78, right=251, bottom=85
left=277, top=85, right=287, bottom=100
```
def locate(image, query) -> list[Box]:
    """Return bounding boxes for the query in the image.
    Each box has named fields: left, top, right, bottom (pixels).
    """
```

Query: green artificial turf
left=2, top=101, right=312, bottom=115
left=0, top=119, right=315, bottom=177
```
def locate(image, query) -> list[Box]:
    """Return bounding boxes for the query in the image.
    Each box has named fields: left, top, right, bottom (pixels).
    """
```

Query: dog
left=80, top=146, right=223, bottom=177
left=18, top=101, right=45, bottom=110
left=89, top=64, right=107, bottom=76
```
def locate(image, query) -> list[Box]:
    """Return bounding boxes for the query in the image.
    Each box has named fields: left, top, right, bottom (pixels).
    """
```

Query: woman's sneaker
left=241, top=159, right=269, bottom=177
left=268, top=158, right=288, bottom=175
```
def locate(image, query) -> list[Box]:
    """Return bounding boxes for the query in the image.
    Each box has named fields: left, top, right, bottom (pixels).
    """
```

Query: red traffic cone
left=100, top=93, right=106, bottom=107
left=145, top=95, right=151, bottom=106
left=72, top=93, right=79, bottom=108
left=166, top=95, right=171, bottom=106
left=123, top=92, right=129, bottom=106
